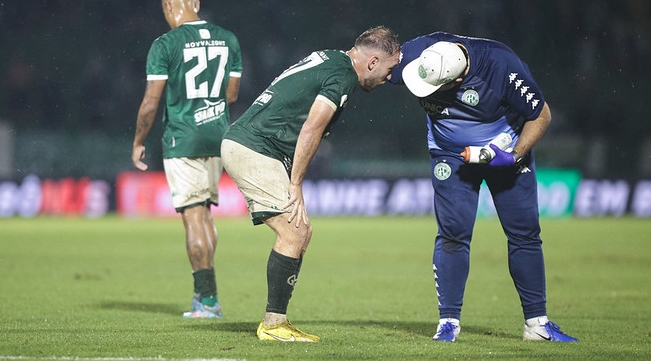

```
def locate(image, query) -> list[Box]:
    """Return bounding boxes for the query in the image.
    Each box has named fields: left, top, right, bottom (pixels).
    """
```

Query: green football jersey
left=146, top=20, right=242, bottom=158
left=223, top=50, right=358, bottom=168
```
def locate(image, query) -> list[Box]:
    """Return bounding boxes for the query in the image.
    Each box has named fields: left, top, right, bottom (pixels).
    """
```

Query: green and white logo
left=418, top=65, right=427, bottom=79
left=434, top=162, right=452, bottom=181
left=461, top=89, right=480, bottom=106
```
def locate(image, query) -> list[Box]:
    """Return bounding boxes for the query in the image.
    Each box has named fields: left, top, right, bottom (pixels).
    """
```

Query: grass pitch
left=1, top=216, right=650, bottom=360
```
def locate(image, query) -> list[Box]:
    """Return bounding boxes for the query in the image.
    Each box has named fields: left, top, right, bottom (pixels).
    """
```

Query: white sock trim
left=439, top=318, right=460, bottom=326
left=525, top=315, right=549, bottom=326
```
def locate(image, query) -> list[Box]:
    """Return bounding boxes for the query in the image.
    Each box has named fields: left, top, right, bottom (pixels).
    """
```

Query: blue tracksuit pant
left=429, top=148, right=547, bottom=321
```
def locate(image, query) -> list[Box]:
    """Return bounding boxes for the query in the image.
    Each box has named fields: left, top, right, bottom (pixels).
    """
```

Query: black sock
left=266, top=249, right=301, bottom=314
left=193, top=268, right=217, bottom=301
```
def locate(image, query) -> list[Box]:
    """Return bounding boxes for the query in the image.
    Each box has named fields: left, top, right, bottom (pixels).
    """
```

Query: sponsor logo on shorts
left=183, top=188, right=210, bottom=202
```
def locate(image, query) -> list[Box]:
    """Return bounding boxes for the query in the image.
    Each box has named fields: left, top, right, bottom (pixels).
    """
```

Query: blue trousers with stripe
left=429, top=148, right=547, bottom=321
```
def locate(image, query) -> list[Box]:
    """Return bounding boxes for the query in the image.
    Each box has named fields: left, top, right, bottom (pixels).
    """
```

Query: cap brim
left=402, top=59, right=442, bottom=97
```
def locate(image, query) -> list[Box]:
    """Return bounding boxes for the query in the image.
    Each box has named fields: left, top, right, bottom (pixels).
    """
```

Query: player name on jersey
left=185, top=39, right=226, bottom=48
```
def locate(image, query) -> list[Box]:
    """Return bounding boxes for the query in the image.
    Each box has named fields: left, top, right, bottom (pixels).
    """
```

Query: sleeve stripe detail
left=316, top=95, right=338, bottom=111
left=147, top=74, right=168, bottom=81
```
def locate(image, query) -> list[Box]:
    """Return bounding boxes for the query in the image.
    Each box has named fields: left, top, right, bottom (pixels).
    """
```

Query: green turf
left=1, top=216, right=650, bottom=360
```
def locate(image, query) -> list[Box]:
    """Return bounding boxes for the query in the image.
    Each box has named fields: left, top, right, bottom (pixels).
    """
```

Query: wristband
left=512, top=150, right=523, bottom=165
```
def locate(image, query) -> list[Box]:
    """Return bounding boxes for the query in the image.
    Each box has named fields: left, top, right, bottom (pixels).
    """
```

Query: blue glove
left=488, top=144, right=515, bottom=166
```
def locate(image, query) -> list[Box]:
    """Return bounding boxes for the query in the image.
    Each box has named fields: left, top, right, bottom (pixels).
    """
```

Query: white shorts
left=163, top=156, right=223, bottom=212
left=221, top=139, right=290, bottom=224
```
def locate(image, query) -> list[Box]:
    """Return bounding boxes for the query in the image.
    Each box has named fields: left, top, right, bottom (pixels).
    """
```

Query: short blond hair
left=354, top=26, right=400, bottom=55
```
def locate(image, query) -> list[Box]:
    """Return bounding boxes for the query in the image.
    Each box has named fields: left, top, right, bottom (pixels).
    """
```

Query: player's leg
left=259, top=213, right=316, bottom=336
left=181, top=204, right=216, bottom=270
left=486, top=159, right=545, bottom=319
left=180, top=204, right=221, bottom=317
left=221, top=140, right=319, bottom=341
left=429, top=150, right=482, bottom=341
left=256, top=214, right=317, bottom=341
left=164, top=157, right=221, bottom=318
left=488, top=156, right=577, bottom=341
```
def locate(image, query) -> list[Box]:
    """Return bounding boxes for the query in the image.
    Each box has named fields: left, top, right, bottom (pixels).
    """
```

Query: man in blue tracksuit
left=390, top=32, right=578, bottom=342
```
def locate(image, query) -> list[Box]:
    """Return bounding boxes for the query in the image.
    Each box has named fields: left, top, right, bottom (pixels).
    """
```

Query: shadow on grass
left=96, top=301, right=518, bottom=340
left=182, top=321, right=260, bottom=333
left=98, top=300, right=181, bottom=315
left=310, top=320, right=518, bottom=340
left=181, top=319, right=519, bottom=340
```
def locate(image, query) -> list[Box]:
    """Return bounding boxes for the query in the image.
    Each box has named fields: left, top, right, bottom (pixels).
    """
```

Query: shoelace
left=438, top=322, right=457, bottom=334
left=545, top=321, right=563, bottom=334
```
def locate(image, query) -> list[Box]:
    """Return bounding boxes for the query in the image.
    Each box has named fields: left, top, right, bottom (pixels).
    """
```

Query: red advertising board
left=116, top=171, right=248, bottom=217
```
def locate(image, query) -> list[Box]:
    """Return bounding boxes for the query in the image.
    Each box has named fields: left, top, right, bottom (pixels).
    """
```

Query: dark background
left=1, top=0, right=649, bottom=180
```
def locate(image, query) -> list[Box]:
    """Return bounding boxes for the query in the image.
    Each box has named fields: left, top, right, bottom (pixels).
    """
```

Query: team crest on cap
left=434, top=162, right=452, bottom=180
left=461, top=89, right=479, bottom=106
left=418, top=65, right=427, bottom=79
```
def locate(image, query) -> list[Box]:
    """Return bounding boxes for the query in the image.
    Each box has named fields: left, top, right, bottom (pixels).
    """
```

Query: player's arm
left=283, top=98, right=336, bottom=227
left=226, top=76, right=241, bottom=105
left=489, top=102, right=551, bottom=166
left=490, top=55, right=551, bottom=166
left=132, top=79, right=166, bottom=171
left=512, top=101, right=551, bottom=158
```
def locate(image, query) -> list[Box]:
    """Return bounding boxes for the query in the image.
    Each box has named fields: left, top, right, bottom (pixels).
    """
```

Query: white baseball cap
left=402, top=42, right=467, bottom=97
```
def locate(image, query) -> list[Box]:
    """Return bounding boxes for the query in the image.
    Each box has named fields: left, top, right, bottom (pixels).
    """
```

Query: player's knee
left=305, top=224, right=313, bottom=240
left=438, top=235, right=470, bottom=252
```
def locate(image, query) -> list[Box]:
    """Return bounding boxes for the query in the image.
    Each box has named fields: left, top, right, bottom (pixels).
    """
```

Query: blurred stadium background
left=1, top=0, right=650, bottom=218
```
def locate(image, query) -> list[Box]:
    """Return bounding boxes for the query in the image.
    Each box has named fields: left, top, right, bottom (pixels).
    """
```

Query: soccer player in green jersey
left=131, top=0, right=242, bottom=318
left=221, top=26, right=400, bottom=342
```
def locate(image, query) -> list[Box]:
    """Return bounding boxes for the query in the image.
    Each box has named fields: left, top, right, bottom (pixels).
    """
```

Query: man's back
left=392, top=32, right=544, bottom=152
left=224, top=49, right=357, bottom=162
left=146, top=21, right=242, bottom=158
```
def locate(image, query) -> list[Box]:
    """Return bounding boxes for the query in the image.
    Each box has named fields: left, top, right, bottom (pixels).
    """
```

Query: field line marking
left=0, top=357, right=244, bottom=361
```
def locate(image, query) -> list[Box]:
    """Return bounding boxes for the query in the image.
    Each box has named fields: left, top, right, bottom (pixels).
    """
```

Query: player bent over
left=391, top=32, right=578, bottom=342
left=221, top=26, right=401, bottom=341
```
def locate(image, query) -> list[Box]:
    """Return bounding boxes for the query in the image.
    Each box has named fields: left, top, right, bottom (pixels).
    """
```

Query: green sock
left=266, top=249, right=301, bottom=314
left=202, top=294, right=217, bottom=307
left=192, top=268, right=217, bottom=307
